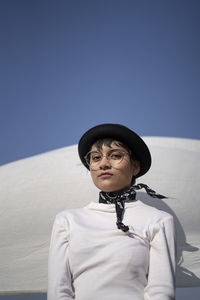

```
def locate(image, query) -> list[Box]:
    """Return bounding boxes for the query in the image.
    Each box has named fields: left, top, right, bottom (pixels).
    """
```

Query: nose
left=99, top=155, right=111, bottom=169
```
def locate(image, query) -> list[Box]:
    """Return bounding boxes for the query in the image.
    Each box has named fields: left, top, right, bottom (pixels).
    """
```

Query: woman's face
left=89, top=141, right=140, bottom=193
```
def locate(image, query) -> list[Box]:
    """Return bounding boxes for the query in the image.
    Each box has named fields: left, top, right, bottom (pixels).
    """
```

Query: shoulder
left=54, top=206, right=86, bottom=223
left=131, top=200, right=174, bottom=225
left=134, top=202, right=176, bottom=242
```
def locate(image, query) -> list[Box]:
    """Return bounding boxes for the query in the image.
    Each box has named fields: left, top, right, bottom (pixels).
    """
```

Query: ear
left=132, top=160, right=140, bottom=177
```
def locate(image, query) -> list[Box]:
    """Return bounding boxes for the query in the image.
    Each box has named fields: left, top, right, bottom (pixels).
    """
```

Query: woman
left=48, top=123, right=176, bottom=300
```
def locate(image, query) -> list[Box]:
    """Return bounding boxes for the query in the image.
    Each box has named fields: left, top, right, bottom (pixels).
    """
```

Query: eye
left=91, top=154, right=102, bottom=162
left=109, top=150, right=123, bottom=160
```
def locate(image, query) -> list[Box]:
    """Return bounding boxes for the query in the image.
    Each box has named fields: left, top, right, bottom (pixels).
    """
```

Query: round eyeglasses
left=84, top=148, right=129, bottom=170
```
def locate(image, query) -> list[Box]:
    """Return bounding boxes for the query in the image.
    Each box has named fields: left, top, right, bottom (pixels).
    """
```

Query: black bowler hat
left=78, top=123, right=151, bottom=178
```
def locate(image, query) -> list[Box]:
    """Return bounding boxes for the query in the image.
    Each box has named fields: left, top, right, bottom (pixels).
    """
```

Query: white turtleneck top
left=48, top=200, right=176, bottom=300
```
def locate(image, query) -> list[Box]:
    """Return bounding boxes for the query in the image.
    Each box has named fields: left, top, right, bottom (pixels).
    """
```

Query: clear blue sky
left=0, top=0, right=199, bottom=298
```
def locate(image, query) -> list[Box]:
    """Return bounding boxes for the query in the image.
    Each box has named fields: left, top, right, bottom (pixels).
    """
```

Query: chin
left=95, top=184, right=116, bottom=193
left=96, top=183, right=129, bottom=193
left=102, top=188, right=116, bottom=193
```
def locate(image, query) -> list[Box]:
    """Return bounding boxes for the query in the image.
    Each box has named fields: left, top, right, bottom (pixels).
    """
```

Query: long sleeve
left=144, top=215, right=176, bottom=300
left=48, top=215, right=74, bottom=300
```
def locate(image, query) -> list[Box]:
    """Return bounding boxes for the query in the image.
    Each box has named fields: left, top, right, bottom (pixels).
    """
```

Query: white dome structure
left=0, top=137, right=199, bottom=294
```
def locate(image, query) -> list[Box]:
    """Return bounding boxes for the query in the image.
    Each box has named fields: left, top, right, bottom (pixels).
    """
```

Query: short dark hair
left=92, top=138, right=133, bottom=159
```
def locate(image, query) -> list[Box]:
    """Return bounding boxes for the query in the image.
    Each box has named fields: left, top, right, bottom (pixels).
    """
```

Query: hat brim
left=78, top=123, right=151, bottom=178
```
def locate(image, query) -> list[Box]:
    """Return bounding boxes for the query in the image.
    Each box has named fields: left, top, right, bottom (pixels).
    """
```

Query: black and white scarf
left=99, top=183, right=166, bottom=232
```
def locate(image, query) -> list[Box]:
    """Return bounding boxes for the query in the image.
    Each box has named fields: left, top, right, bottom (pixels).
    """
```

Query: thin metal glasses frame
left=84, top=148, right=130, bottom=167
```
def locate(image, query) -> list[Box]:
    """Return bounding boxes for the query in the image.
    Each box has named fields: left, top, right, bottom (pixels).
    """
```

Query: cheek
left=113, top=165, right=133, bottom=184
left=125, top=165, right=135, bottom=184
left=90, top=170, right=98, bottom=185
left=119, top=161, right=134, bottom=176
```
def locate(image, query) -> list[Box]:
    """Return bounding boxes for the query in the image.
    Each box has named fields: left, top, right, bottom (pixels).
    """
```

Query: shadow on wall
left=136, top=192, right=200, bottom=288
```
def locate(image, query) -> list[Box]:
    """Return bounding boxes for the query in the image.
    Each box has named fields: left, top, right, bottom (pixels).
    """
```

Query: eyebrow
left=90, top=148, right=127, bottom=154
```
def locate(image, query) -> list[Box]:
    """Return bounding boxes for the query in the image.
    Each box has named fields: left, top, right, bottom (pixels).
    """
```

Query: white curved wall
left=0, top=137, right=199, bottom=293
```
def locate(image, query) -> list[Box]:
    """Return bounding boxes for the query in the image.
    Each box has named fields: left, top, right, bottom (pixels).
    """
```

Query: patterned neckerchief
left=99, top=183, right=166, bottom=232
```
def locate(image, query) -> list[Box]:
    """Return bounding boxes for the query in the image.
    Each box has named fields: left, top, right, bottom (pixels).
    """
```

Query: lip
left=98, top=172, right=113, bottom=178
